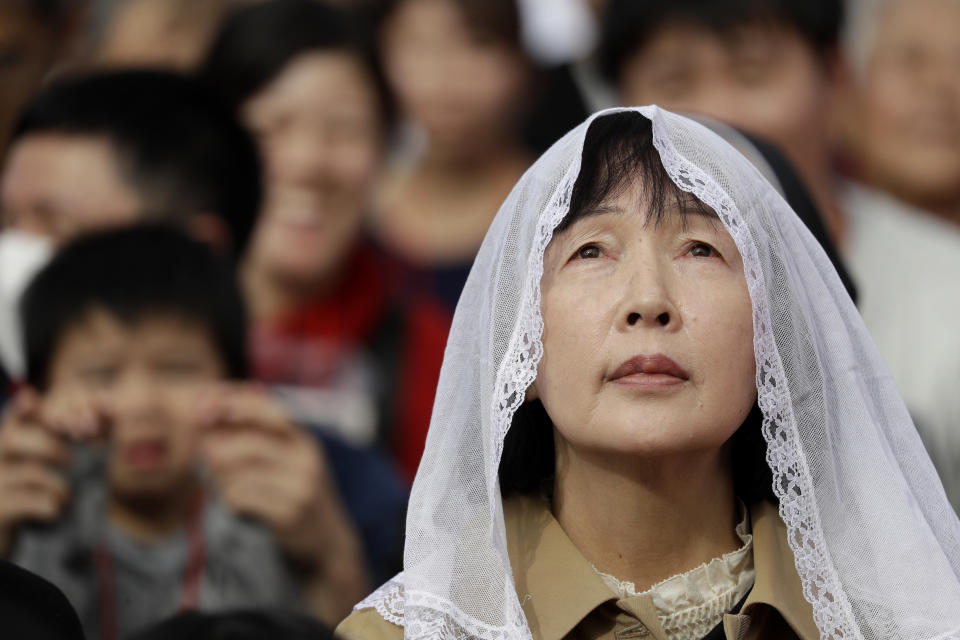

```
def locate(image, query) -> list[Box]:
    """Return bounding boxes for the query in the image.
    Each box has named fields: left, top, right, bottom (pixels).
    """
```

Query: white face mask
left=0, top=231, right=53, bottom=379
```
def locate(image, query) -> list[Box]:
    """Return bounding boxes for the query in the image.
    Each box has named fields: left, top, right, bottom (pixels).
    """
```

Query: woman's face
left=242, top=52, right=381, bottom=286
left=534, top=179, right=756, bottom=458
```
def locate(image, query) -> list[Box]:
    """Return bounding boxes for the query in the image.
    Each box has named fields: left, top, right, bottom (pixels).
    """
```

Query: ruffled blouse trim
left=594, top=506, right=755, bottom=640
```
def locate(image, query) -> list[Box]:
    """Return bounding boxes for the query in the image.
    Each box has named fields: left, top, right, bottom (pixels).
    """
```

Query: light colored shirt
left=842, top=182, right=960, bottom=512
left=594, top=505, right=754, bottom=640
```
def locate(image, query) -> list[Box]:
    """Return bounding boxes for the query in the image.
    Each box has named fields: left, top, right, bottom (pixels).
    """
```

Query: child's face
left=47, top=309, right=226, bottom=499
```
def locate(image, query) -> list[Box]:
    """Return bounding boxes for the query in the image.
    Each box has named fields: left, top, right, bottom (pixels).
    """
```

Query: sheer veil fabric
left=355, top=107, right=960, bottom=639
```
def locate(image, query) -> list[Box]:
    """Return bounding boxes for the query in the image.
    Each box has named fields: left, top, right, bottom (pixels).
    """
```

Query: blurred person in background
left=0, top=70, right=260, bottom=394
left=201, top=0, right=449, bottom=482
left=1, top=70, right=259, bottom=251
left=0, top=66, right=408, bottom=584
left=842, top=0, right=960, bottom=228
left=599, top=0, right=960, bottom=512
left=0, top=0, right=84, bottom=158
left=94, top=0, right=232, bottom=71
left=371, top=0, right=535, bottom=310
left=0, top=226, right=367, bottom=637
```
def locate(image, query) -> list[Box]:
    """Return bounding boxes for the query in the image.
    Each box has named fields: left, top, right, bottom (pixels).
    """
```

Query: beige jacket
left=337, top=495, right=819, bottom=640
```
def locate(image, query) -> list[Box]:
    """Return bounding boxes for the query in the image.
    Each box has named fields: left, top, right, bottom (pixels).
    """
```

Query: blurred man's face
left=620, top=22, right=836, bottom=194
left=0, top=4, right=58, bottom=155
left=853, top=0, right=960, bottom=209
left=47, top=309, right=226, bottom=499
left=1, top=134, right=141, bottom=244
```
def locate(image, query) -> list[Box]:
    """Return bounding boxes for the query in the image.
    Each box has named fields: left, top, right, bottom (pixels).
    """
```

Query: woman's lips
left=609, top=353, right=689, bottom=387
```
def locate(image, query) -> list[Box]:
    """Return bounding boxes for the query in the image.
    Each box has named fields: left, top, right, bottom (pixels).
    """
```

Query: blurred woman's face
left=382, top=0, right=528, bottom=152
left=242, top=52, right=381, bottom=287
left=533, top=179, right=756, bottom=459
left=854, top=0, right=960, bottom=205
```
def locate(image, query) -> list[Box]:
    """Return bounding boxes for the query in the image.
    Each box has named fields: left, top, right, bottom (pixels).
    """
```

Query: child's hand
left=0, top=390, right=72, bottom=557
left=197, top=384, right=366, bottom=609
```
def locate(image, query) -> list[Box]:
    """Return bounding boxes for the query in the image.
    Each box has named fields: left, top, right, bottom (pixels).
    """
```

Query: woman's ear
left=525, top=381, right=539, bottom=402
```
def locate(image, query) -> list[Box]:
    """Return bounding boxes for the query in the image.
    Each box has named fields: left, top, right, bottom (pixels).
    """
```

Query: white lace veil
left=356, top=106, right=960, bottom=639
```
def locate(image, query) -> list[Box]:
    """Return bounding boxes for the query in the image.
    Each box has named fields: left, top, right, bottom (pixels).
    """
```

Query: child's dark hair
left=599, top=0, right=845, bottom=85
left=11, top=70, right=262, bottom=257
left=130, top=608, right=334, bottom=640
left=498, top=112, right=776, bottom=505
left=201, top=0, right=395, bottom=131
left=21, top=225, right=248, bottom=390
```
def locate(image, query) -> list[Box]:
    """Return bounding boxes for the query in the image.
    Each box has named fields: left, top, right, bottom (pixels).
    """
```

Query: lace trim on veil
left=647, top=113, right=858, bottom=639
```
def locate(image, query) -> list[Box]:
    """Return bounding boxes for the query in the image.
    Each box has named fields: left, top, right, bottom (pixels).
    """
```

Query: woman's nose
left=625, top=310, right=671, bottom=327
left=618, top=264, right=680, bottom=331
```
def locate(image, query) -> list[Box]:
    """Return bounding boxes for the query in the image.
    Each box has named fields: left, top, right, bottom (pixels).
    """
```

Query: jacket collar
left=503, top=494, right=819, bottom=640
left=504, top=494, right=616, bottom=640
left=739, top=501, right=819, bottom=640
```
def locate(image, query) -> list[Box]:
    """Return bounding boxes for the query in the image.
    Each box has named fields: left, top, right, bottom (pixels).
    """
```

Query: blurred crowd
left=0, top=0, right=958, bottom=638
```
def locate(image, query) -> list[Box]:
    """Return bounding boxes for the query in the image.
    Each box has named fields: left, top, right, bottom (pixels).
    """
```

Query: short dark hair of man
left=10, top=69, right=262, bottom=256
left=201, top=0, right=395, bottom=131
left=598, top=0, right=845, bottom=85
left=21, top=224, right=248, bottom=391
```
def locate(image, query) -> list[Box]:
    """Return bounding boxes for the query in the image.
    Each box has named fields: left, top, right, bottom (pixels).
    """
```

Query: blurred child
left=843, top=0, right=960, bottom=227
left=202, top=0, right=449, bottom=480
left=0, top=226, right=368, bottom=638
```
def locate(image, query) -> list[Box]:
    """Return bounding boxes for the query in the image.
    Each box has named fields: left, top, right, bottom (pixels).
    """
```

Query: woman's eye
left=688, top=243, right=718, bottom=258
left=575, top=244, right=602, bottom=260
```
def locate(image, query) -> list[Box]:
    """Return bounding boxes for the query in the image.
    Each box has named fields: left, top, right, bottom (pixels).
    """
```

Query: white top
left=595, top=508, right=754, bottom=640
left=842, top=183, right=960, bottom=512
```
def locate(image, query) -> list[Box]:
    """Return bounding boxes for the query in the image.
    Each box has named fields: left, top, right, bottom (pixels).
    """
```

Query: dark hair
left=498, top=112, right=776, bottom=505
left=21, top=225, right=248, bottom=390
left=372, top=0, right=522, bottom=50
left=10, top=69, right=262, bottom=257
left=557, top=111, right=714, bottom=235
left=599, top=0, right=845, bottom=84
left=9, top=0, right=72, bottom=28
left=201, top=0, right=395, bottom=130
left=129, top=608, right=334, bottom=640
